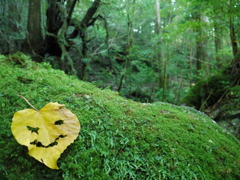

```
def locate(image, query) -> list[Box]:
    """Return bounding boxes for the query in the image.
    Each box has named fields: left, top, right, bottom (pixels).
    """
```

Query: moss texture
left=0, top=53, right=240, bottom=179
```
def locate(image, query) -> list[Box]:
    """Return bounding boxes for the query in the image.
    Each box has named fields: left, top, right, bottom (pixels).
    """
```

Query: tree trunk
left=194, top=13, right=204, bottom=71
left=77, top=32, right=88, bottom=80
left=25, top=0, right=43, bottom=53
left=100, top=15, right=113, bottom=69
left=228, top=0, right=239, bottom=78
left=214, top=23, right=222, bottom=64
left=189, top=44, right=194, bottom=88
left=213, top=7, right=223, bottom=65
left=155, top=0, right=163, bottom=89
left=117, top=0, right=135, bottom=92
left=66, top=0, right=78, bottom=27
left=212, top=4, right=224, bottom=64
left=229, top=0, right=238, bottom=58
left=46, top=0, right=64, bottom=56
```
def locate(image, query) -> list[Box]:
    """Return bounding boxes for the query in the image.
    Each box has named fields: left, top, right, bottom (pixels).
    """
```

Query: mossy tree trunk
left=44, top=0, right=101, bottom=77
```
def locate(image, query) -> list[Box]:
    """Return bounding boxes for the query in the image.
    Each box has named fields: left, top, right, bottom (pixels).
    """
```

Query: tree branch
left=66, top=0, right=78, bottom=27
left=69, top=0, right=101, bottom=39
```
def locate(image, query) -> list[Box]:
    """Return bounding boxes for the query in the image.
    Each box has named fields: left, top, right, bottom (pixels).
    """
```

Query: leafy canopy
left=11, top=102, right=80, bottom=169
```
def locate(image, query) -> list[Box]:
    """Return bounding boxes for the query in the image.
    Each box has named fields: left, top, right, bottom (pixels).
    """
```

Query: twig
left=18, top=95, right=39, bottom=111
left=200, top=90, right=213, bottom=111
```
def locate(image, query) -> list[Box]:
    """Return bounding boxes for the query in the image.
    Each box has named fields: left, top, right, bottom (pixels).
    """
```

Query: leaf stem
left=18, top=95, right=39, bottom=111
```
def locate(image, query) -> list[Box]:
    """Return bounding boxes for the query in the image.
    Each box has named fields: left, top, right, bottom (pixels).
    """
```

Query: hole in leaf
left=29, top=135, right=67, bottom=148
left=46, top=141, right=58, bottom=148
left=36, top=141, right=44, bottom=147
left=41, top=159, right=44, bottom=163
left=30, top=140, right=38, bottom=145
left=27, top=126, right=39, bottom=134
left=30, top=140, right=45, bottom=147
left=54, top=120, right=64, bottom=125
left=59, top=134, right=67, bottom=138
left=56, top=134, right=67, bottom=141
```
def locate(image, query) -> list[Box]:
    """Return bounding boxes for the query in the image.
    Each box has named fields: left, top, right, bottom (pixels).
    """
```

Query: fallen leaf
left=11, top=102, right=80, bottom=169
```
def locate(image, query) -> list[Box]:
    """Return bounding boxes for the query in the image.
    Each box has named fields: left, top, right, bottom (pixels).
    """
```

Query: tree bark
left=46, top=0, right=64, bottom=56
left=25, top=0, right=43, bottom=52
left=66, top=0, right=78, bottom=27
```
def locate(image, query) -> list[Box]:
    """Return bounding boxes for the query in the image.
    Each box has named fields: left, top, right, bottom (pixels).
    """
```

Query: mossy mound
left=0, top=53, right=240, bottom=179
left=181, top=74, right=233, bottom=110
left=181, top=67, right=240, bottom=139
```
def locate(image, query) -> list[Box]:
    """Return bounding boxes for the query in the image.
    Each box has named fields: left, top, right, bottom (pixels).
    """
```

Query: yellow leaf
left=11, top=102, right=80, bottom=169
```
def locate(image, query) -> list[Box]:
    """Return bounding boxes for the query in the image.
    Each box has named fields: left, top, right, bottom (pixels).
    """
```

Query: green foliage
left=230, top=86, right=240, bottom=105
left=182, top=74, right=233, bottom=110
left=83, top=0, right=236, bottom=104
left=2, top=0, right=239, bottom=106
left=0, top=54, right=240, bottom=179
left=120, top=59, right=157, bottom=102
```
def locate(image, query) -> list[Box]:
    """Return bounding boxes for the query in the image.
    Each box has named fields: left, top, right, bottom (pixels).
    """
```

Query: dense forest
left=0, top=0, right=240, bottom=179
left=0, top=0, right=239, bottom=137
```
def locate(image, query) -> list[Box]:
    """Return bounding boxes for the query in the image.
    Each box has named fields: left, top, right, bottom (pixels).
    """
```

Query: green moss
left=0, top=53, right=240, bottom=179
left=182, top=74, right=233, bottom=110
